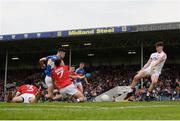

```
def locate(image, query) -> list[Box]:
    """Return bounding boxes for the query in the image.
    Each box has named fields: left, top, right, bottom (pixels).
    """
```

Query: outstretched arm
left=70, top=74, right=85, bottom=79
left=83, top=77, right=89, bottom=84
left=142, top=58, right=152, bottom=70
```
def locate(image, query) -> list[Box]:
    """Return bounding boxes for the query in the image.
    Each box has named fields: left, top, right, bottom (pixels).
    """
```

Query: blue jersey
left=44, top=55, right=60, bottom=76
left=75, top=68, right=86, bottom=83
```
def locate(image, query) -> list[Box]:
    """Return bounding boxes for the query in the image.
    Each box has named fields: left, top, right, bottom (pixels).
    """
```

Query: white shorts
left=144, top=66, right=161, bottom=76
left=20, top=93, right=35, bottom=103
left=74, top=81, right=82, bottom=87
left=45, top=75, right=53, bottom=87
left=60, top=84, right=78, bottom=95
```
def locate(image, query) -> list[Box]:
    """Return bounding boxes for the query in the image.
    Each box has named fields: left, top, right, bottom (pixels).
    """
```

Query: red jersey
left=17, top=84, right=38, bottom=95
left=69, top=71, right=76, bottom=82
left=70, top=71, right=77, bottom=76
left=51, top=65, right=72, bottom=89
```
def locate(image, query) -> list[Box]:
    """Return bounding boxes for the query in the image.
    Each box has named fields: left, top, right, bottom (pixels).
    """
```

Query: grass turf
left=0, top=101, right=180, bottom=120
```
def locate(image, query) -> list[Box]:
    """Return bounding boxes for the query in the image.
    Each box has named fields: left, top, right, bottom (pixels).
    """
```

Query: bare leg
left=148, top=74, right=159, bottom=92
left=45, top=76, right=54, bottom=99
left=124, top=69, right=147, bottom=100
left=12, top=97, right=23, bottom=103
left=77, top=84, right=83, bottom=93
left=145, top=74, right=159, bottom=101
left=46, top=86, right=54, bottom=98
left=73, top=90, right=85, bottom=102
left=30, top=91, right=42, bottom=103
left=131, top=69, right=147, bottom=88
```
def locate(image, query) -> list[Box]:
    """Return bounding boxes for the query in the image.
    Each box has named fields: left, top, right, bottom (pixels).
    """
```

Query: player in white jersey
left=124, top=41, right=167, bottom=101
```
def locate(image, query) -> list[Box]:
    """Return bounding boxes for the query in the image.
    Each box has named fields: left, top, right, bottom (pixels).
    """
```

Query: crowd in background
left=83, top=64, right=180, bottom=101
left=0, top=64, right=180, bottom=101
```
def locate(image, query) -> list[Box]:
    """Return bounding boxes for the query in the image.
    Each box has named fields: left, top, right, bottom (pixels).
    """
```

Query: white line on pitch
left=0, top=105, right=174, bottom=111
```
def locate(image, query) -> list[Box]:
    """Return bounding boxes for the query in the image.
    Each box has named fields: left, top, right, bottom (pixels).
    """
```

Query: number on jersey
left=26, top=85, right=34, bottom=92
left=56, top=67, right=64, bottom=78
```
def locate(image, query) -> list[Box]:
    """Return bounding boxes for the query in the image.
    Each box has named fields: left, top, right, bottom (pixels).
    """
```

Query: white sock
left=76, top=99, right=80, bottom=102
left=147, top=91, right=150, bottom=96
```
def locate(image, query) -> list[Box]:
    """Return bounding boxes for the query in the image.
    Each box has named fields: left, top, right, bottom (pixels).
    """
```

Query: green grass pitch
left=0, top=101, right=180, bottom=120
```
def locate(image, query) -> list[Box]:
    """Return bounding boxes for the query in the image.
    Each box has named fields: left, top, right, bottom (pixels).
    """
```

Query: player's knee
left=151, top=77, right=158, bottom=84
left=77, top=86, right=83, bottom=93
left=151, top=80, right=158, bottom=85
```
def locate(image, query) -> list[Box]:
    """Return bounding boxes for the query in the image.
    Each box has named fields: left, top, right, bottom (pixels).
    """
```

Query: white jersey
left=149, top=51, right=167, bottom=73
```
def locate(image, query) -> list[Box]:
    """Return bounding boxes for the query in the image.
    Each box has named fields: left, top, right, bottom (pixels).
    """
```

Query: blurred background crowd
left=0, top=64, right=180, bottom=102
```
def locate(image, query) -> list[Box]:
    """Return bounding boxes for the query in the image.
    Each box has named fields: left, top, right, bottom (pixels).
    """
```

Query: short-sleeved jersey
left=51, top=65, right=72, bottom=89
left=44, top=55, right=60, bottom=76
left=75, top=68, right=86, bottom=83
left=70, top=71, right=78, bottom=82
left=17, top=85, right=38, bottom=95
left=150, top=51, right=167, bottom=72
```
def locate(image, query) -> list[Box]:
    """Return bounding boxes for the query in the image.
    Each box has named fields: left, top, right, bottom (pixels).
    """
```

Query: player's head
left=57, top=48, right=66, bottom=59
left=54, top=58, right=62, bottom=67
left=155, top=41, right=164, bottom=53
left=70, top=66, right=75, bottom=72
left=79, top=62, right=85, bottom=68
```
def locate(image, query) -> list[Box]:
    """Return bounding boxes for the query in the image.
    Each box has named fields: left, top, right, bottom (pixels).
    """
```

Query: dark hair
left=80, top=62, right=85, bottom=64
left=155, top=41, right=164, bottom=47
left=57, top=48, right=66, bottom=52
left=54, top=58, right=62, bottom=67
left=24, top=77, right=34, bottom=85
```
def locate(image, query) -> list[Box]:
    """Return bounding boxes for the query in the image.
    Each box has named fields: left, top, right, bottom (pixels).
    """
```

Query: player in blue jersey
left=39, top=48, right=66, bottom=98
left=75, top=62, right=88, bottom=93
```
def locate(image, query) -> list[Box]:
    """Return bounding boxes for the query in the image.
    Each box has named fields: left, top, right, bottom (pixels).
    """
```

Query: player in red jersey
left=51, top=59, right=85, bottom=102
left=12, top=78, right=40, bottom=103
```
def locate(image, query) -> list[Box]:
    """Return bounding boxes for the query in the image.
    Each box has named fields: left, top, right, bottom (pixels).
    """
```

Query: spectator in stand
left=0, top=64, right=180, bottom=101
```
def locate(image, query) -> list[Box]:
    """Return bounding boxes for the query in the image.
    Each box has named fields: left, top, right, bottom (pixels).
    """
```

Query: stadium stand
left=0, top=64, right=179, bottom=102
left=0, top=22, right=180, bottom=102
